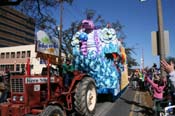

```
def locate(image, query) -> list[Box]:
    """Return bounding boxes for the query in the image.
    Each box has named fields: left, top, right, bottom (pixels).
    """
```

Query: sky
left=56, top=0, right=175, bottom=68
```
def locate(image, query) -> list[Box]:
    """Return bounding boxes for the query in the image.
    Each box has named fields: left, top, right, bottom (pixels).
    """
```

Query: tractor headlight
left=12, top=96, right=17, bottom=101
left=19, top=96, right=24, bottom=102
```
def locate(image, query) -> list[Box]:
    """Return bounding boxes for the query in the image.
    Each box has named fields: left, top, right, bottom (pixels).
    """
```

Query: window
left=0, top=65, right=4, bottom=71
left=6, top=52, right=10, bottom=59
left=11, top=52, right=15, bottom=58
left=0, top=65, right=5, bottom=71
left=9, top=65, right=14, bottom=71
left=22, top=51, right=26, bottom=58
left=21, top=64, right=25, bottom=70
left=21, top=64, right=25, bottom=73
left=27, top=51, right=31, bottom=57
left=16, top=64, right=20, bottom=71
left=17, top=52, right=20, bottom=58
left=1, top=53, right=5, bottom=59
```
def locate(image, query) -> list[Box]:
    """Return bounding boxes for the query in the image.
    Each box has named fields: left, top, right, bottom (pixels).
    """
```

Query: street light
left=140, top=0, right=166, bottom=77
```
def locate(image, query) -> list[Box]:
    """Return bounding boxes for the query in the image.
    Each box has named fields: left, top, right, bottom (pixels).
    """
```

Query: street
left=95, top=87, right=153, bottom=116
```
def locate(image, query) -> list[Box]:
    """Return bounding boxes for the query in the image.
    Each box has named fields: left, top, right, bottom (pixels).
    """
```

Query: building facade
left=0, top=44, right=46, bottom=74
left=0, top=6, right=35, bottom=47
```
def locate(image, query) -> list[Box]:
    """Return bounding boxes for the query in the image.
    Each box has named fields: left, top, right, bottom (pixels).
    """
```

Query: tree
left=7, top=0, right=73, bottom=36
left=125, top=48, right=139, bottom=69
left=3, top=1, right=138, bottom=67
left=60, top=9, right=139, bottom=68
left=0, top=0, right=24, bottom=6
left=61, top=21, right=80, bottom=58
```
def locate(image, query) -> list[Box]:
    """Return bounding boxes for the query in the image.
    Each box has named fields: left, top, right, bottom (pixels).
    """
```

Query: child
left=145, top=74, right=165, bottom=115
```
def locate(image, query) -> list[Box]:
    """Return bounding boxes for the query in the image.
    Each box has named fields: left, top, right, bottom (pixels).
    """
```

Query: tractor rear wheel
left=74, top=77, right=97, bottom=116
left=40, top=106, right=64, bottom=116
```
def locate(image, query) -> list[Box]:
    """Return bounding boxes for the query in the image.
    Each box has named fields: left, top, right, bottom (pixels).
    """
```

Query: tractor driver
left=62, top=59, right=74, bottom=88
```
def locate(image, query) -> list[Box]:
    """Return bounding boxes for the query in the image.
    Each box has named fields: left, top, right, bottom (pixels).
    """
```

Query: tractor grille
left=11, top=78, right=24, bottom=92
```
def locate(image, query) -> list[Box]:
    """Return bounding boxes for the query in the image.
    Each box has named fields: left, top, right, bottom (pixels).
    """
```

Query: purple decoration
left=79, top=32, right=88, bottom=56
left=94, top=30, right=100, bottom=54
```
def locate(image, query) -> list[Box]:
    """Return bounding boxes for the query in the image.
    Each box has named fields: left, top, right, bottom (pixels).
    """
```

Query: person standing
left=131, top=70, right=140, bottom=90
left=62, top=59, right=74, bottom=88
left=145, top=74, right=165, bottom=116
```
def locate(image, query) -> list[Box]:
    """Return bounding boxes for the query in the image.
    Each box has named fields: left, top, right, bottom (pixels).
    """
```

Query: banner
left=36, top=30, right=59, bottom=56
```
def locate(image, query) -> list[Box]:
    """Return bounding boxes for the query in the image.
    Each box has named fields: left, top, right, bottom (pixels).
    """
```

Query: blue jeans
left=0, top=89, right=8, bottom=103
left=63, top=73, right=70, bottom=87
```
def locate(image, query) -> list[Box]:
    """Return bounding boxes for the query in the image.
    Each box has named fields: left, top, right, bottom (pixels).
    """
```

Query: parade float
left=71, top=19, right=128, bottom=99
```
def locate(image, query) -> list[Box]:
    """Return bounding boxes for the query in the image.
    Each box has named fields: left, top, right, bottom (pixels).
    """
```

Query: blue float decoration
left=71, top=21, right=125, bottom=96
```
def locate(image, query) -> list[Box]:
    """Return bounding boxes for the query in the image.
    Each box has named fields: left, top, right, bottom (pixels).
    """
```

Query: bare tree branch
left=36, top=0, right=44, bottom=17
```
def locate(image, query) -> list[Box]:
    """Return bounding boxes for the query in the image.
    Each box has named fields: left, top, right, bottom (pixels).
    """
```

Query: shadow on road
left=97, top=94, right=113, bottom=103
left=120, top=97, right=154, bottom=116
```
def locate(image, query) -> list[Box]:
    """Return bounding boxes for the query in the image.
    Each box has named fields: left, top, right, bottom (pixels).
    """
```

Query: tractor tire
left=74, top=77, right=97, bottom=116
left=40, top=105, right=64, bottom=116
left=25, top=114, right=38, bottom=116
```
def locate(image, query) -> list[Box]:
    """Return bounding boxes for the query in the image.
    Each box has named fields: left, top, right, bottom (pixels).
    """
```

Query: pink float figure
left=94, top=30, right=100, bottom=54
left=82, top=19, right=94, bottom=33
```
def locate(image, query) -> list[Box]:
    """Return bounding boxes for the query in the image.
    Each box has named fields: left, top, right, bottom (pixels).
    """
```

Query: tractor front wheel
left=40, top=106, right=64, bottom=116
left=74, top=77, right=97, bottom=116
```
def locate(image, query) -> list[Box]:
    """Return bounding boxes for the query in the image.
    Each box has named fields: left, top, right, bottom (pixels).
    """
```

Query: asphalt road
left=95, top=87, right=136, bottom=116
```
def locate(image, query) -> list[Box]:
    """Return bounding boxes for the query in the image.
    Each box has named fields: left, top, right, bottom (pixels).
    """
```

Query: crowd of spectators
left=129, top=59, right=175, bottom=115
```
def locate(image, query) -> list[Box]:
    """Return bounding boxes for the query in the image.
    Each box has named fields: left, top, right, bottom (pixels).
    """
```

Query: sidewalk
left=129, top=89, right=154, bottom=116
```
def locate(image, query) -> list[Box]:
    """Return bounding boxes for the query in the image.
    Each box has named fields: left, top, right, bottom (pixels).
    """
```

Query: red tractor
left=0, top=59, right=97, bottom=116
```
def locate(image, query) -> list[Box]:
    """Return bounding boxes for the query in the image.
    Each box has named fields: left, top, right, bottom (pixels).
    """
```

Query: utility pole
left=58, top=0, right=63, bottom=65
left=156, top=0, right=166, bottom=77
left=140, top=0, right=166, bottom=77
